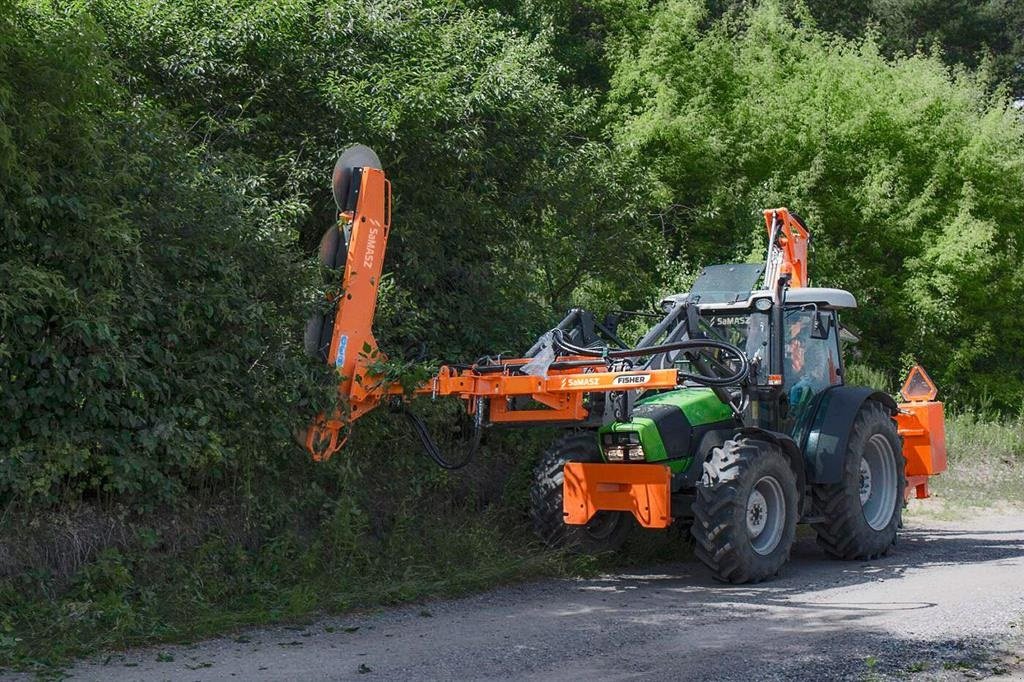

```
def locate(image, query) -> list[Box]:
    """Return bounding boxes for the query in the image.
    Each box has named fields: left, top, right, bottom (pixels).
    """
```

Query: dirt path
left=57, top=512, right=1024, bottom=681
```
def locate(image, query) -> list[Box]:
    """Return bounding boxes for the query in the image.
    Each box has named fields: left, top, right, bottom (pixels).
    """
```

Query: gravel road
left=53, top=511, right=1024, bottom=681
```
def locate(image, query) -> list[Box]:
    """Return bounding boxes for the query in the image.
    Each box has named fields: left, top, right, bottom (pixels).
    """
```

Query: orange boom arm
left=301, top=151, right=701, bottom=460
left=764, top=208, right=810, bottom=289
left=303, top=157, right=393, bottom=458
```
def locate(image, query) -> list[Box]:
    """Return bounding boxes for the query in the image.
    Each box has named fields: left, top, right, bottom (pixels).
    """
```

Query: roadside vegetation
left=916, top=411, right=1024, bottom=517
left=1, top=0, right=1023, bottom=672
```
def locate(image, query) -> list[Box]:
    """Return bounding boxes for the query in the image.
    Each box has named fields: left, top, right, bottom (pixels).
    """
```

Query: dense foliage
left=89, top=0, right=660, bottom=357
left=608, top=1, right=1024, bottom=406
left=1, top=0, right=1022, bottom=515
left=0, top=0, right=657, bottom=508
left=811, top=0, right=1024, bottom=98
left=0, top=3, right=332, bottom=506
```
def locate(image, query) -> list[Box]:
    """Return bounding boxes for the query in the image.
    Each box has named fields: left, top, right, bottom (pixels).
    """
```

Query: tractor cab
left=699, top=286, right=854, bottom=433
left=651, top=261, right=857, bottom=438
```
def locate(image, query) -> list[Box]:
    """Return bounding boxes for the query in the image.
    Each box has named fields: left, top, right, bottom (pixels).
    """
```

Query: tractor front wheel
left=812, top=400, right=906, bottom=560
left=691, top=438, right=798, bottom=583
left=530, top=432, right=632, bottom=553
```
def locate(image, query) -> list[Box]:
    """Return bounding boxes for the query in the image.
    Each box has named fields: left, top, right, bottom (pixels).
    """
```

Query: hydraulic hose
left=551, top=329, right=749, bottom=388
left=401, top=397, right=485, bottom=470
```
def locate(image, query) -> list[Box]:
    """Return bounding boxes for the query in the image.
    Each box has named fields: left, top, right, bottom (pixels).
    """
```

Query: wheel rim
left=585, top=512, right=622, bottom=540
left=860, top=433, right=898, bottom=531
left=746, top=475, right=785, bottom=556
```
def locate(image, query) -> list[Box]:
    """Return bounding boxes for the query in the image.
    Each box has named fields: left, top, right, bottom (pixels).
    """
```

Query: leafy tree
left=609, top=0, right=1024, bottom=406
left=812, top=0, right=1024, bottom=97
left=4, top=0, right=1024, bottom=513
left=87, top=0, right=662, bottom=360
left=1, top=0, right=663, bottom=505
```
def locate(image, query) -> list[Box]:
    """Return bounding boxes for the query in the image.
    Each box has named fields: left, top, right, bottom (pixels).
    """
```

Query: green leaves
left=1, top=0, right=657, bottom=508
left=3, top=0, right=1023, bottom=514
left=608, top=0, right=1024, bottom=408
left=0, top=3, right=333, bottom=507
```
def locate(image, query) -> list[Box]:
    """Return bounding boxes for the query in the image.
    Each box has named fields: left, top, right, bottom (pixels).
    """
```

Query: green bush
left=842, top=364, right=893, bottom=394
left=86, top=0, right=663, bottom=357
left=0, top=4, right=331, bottom=506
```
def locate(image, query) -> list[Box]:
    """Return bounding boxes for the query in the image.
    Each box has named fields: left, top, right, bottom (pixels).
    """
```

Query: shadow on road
left=546, top=521, right=1024, bottom=680
left=595, top=520, right=1024, bottom=595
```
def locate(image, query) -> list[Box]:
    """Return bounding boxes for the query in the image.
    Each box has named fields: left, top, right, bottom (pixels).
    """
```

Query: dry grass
left=0, top=502, right=261, bottom=585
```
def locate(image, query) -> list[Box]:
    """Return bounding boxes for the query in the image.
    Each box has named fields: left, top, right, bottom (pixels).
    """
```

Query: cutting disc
left=318, top=224, right=348, bottom=270
left=331, top=144, right=382, bottom=210
left=303, top=310, right=336, bottom=362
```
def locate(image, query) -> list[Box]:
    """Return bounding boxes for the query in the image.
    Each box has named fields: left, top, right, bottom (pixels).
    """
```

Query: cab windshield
left=696, top=310, right=770, bottom=384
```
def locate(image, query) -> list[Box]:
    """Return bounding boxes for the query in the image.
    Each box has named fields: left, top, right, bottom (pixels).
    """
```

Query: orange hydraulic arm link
left=302, top=148, right=685, bottom=461
left=425, top=362, right=681, bottom=423
left=763, top=208, right=810, bottom=289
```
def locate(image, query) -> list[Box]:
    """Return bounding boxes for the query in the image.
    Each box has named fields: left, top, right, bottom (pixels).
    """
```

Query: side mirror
left=810, top=312, right=831, bottom=339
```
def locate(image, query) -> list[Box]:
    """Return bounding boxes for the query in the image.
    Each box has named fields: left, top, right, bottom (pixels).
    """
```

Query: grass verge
left=0, top=504, right=579, bottom=673
left=0, top=420, right=690, bottom=676
left=907, top=410, right=1024, bottom=519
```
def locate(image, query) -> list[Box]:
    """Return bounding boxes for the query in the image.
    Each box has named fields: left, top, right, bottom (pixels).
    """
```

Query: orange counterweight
left=562, top=462, right=673, bottom=529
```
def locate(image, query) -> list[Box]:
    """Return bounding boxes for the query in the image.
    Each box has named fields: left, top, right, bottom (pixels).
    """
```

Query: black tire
left=529, top=432, right=632, bottom=553
left=691, top=438, right=798, bottom=583
left=811, top=400, right=906, bottom=560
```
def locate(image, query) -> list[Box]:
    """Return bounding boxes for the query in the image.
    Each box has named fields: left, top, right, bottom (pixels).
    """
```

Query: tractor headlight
left=602, top=431, right=646, bottom=462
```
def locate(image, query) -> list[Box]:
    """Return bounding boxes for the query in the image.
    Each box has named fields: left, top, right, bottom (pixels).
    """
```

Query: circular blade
left=304, top=309, right=339, bottom=362
left=317, top=225, right=349, bottom=270
left=332, top=144, right=382, bottom=210
left=303, top=311, right=323, bottom=358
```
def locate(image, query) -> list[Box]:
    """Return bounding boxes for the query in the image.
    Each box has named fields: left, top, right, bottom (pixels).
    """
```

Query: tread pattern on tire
left=691, top=438, right=797, bottom=584
left=529, top=431, right=631, bottom=553
left=811, top=400, right=906, bottom=560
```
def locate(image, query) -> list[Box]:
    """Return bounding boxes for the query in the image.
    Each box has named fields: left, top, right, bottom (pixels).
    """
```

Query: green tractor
left=526, top=212, right=945, bottom=583
left=304, top=147, right=947, bottom=584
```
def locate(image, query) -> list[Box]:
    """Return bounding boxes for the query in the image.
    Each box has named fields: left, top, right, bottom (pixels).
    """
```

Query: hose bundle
left=402, top=397, right=485, bottom=470
left=550, top=329, right=749, bottom=388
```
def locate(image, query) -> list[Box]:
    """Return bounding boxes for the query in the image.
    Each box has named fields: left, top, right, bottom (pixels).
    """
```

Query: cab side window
left=783, top=308, right=841, bottom=422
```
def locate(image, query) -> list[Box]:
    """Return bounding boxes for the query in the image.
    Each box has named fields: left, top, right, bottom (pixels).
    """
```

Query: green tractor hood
left=598, top=388, right=734, bottom=474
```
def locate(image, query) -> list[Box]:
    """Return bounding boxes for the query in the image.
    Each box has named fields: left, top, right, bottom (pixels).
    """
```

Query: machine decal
left=363, top=221, right=380, bottom=270
left=562, top=376, right=600, bottom=388
left=335, top=334, right=348, bottom=368
left=613, top=374, right=650, bottom=386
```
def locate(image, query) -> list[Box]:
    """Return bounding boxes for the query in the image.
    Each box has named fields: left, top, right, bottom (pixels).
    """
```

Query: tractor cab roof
left=772, top=287, right=857, bottom=309
left=660, top=287, right=857, bottom=311
left=659, top=263, right=857, bottom=312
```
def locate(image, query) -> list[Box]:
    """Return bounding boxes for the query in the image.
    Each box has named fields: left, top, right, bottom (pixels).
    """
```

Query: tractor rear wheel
left=530, top=432, right=632, bottom=553
left=691, top=438, right=798, bottom=583
left=811, top=400, right=906, bottom=560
